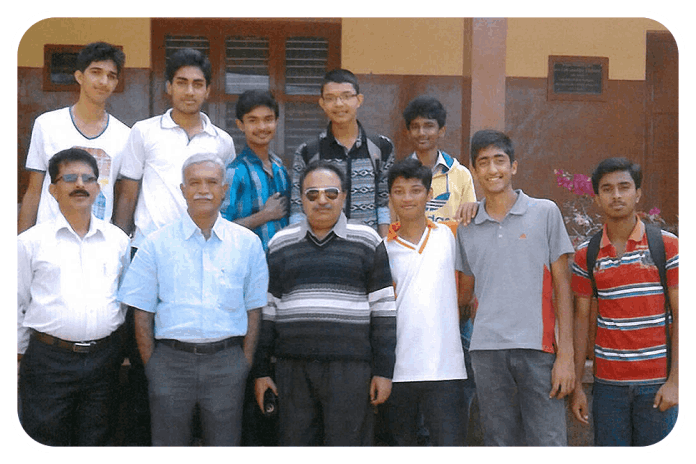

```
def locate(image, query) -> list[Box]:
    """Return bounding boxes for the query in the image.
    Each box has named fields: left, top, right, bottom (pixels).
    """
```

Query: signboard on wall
left=547, top=55, right=608, bottom=101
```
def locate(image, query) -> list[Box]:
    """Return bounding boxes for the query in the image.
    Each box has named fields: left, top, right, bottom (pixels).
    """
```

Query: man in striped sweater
left=253, top=160, right=397, bottom=446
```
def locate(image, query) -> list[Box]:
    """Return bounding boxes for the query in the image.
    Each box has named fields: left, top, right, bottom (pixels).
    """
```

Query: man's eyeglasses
left=304, top=187, right=341, bottom=202
left=55, top=173, right=98, bottom=184
left=322, top=93, right=357, bottom=105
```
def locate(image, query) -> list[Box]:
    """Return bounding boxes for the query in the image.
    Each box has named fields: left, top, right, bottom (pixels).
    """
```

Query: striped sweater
left=252, top=213, right=397, bottom=379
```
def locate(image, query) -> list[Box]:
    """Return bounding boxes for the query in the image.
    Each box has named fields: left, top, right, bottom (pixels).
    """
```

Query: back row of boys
left=18, top=42, right=678, bottom=446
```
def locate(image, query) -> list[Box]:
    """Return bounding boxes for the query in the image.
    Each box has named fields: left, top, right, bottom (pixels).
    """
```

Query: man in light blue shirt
left=118, top=153, right=268, bottom=446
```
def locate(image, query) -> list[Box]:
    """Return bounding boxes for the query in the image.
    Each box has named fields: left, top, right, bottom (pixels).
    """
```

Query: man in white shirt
left=17, top=148, right=130, bottom=446
left=113, top=48, right=235, bottom=246
left=381, top=157, right=468, bottom=446
left=18, top=42, right=130, bottom=233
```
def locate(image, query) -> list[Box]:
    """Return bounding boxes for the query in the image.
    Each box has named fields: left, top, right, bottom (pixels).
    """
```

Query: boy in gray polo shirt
left=455, top=130, right=575, bottom=446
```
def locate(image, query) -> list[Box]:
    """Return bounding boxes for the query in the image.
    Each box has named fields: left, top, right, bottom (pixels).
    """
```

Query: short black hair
left=299, top=160, right=348, bottom=193
left=235, top=89, right=279, bottom=121
left=591, top=157, right=643, bottom=194
left=388, top=157, right=432, bottom=192
left=470, top=129, right=515, bottom=167
left=76, top=42, right=125, bottom=76
left=166, top=48, right=212, bottom=86
left=321, top=68, right=360, bottom=96
left=402, top=96, right=447, bottom=129
left=48, top=148, right=99, bottom=184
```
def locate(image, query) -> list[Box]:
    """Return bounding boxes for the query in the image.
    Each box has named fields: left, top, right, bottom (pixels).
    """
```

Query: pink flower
left=554, top=169, right=594, bottom=196
left=572, top=174, right=595, bottom=197
left=648, top=207, right=661, bottom=216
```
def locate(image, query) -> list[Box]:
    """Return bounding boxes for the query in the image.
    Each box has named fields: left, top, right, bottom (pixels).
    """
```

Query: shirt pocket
left=217, top=267, right=245, bottom=311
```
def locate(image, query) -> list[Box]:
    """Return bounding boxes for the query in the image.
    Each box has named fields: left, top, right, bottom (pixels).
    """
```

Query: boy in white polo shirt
left=455, top=130, right=575, bottom=446
left=113, top=48, right=235, bottom=246
left=382, top=157, right=467, bottom=446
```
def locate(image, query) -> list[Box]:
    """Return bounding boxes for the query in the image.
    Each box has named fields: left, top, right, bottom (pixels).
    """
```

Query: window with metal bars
left=151, top=19, right=340, bottom=166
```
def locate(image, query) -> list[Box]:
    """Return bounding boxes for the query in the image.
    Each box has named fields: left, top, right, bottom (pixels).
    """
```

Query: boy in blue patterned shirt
left=222, top=90, right=290, bottom=251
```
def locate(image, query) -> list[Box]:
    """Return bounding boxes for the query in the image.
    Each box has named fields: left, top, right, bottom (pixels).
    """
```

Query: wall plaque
left=548, top=55, right=608, bottom=102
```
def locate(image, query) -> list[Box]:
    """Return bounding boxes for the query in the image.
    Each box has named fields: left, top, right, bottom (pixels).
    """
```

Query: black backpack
left=585, top=224, right=673, bottom=374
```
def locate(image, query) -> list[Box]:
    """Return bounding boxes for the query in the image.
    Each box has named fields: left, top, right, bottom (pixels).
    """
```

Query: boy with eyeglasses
left=289, top=68, right=395, bottom=237
left=253, top=160, right=396, bottom=445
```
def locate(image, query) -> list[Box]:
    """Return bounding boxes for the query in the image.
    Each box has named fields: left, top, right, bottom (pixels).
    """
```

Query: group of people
left=17, top=41, right=678, bottom=448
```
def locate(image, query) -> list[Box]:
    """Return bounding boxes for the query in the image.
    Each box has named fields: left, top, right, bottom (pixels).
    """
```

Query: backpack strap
left=586, top=230, right=603, bottom=299
left=302, top=131, right=385, bottom=221
left=645, top=223, right=672, bottom=374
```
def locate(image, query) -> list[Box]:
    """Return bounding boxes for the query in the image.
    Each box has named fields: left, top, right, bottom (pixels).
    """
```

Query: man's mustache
left=193, top=193, right=214, bottom=200
left=69, top=189, right=90, bottom=197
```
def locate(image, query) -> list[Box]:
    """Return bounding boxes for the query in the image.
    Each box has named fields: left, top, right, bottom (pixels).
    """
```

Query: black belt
left=158, top=336, right=243, bottom=355
left=31, top=329, right=118, bottom=354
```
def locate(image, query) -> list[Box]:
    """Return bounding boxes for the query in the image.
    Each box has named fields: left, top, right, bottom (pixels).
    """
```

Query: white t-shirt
left=25, top=107, right=130, bottom=223
left=118, top=109, right=236, bottom=247
left=384, top=221, right=467, bottom=382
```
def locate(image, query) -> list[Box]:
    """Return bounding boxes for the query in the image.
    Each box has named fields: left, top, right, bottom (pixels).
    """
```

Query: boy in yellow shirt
left=402, top=96, right=476, bottom=224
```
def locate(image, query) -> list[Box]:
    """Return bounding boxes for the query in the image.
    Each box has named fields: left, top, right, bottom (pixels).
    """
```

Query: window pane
left=285, top=37, right=329, bottom=95
left=224, top=102, right=247, bottom=154
left=49, top=52, right=78, bottom=85
left=284, top=102, right=328, bottom=160
left=164, top=35, right=210, bottom=58
left=225, top=36, right=270, bottom=94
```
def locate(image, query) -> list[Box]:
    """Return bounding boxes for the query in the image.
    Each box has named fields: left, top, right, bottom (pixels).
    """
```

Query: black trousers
left=18, top=330, right=122, bottom=446
left=275, top=358, right=374, bottom=446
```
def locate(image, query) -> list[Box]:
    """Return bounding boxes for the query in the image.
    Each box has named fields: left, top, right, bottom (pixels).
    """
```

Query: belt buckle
left=192, top=344, right=208, bottom=356
left=73, top=341, right=96, bottom=353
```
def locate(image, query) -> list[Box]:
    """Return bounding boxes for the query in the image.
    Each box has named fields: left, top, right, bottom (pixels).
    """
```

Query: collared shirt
left=118, top=212, right=268, bottom=342
left=221, top=145, right=290, bottom=251
left=571, top=219, right=678, bottom=385
left=118, top=109, right=236, bottom=247
left=17, top=214, right=130, bottom=353
left=25, top=107, right=130, bottom=223
left=408, top=151, right=476, bottom=223
left=253, top=212, right=397, bottom=379
left=289, top=121, right=394, bottom=230
left=455, top=190, right=574, bottom=353
left=384, top=220, right=466, bottom=382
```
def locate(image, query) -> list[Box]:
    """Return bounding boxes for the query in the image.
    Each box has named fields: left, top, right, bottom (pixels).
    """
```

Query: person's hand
left=369, top=376, right=392, bottom=406
left=254, top=376, right=278, bottom=412
left=654, top=379, right=678, bottom=411
left=549, top=353, right=575, bottom=399
left=570, top=386, right=590, bottom=425
left=454, top=201, right=479, bottom=225
left=263, top=193, right=288, bottom=221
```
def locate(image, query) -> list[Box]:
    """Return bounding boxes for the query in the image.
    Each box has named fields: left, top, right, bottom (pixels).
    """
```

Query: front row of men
left=18, top=132, right=678, bottom=446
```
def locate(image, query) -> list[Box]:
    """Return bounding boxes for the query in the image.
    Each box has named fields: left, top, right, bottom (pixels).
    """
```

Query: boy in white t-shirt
left=18, top=42, right=129, bottom=233
left=382, top=157, right=468, bottom=446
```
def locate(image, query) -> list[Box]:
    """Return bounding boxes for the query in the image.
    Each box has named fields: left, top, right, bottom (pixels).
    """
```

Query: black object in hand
left=263, top=389, right=278, bottom=417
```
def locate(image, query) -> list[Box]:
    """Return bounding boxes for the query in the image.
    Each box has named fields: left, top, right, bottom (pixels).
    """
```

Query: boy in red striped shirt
left=570, top=157, right=678, bottom=446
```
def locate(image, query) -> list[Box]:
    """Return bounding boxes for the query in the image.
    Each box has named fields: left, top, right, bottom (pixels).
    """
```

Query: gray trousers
left=471, top=349, right=567, bottom=446
left=144, top=342, right=249, bottom=446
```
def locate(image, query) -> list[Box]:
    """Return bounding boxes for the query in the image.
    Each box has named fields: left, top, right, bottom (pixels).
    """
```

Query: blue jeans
left=470, top=349, right=567, bottom=446
left=592, top=382, right=678, bottom=446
